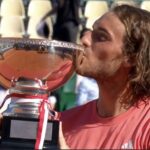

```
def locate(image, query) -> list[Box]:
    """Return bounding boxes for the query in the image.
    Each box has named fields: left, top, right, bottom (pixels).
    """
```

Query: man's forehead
left=93, top=12, right=125, bottom=32
left=92, top=12, right=126, bottom=42
left=93, top=12, right=116, bottom=29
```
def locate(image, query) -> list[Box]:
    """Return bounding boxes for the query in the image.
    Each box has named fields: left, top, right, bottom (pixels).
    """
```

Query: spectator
left=37, top=0, right=81, bottom=42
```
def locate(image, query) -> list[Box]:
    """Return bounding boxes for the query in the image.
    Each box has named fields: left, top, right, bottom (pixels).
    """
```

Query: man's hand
left=59, top=122, right=70, bottom=149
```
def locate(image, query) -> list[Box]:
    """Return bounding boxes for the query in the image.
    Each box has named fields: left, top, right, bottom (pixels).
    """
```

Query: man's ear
left=123, top=56, right=136, bottom=68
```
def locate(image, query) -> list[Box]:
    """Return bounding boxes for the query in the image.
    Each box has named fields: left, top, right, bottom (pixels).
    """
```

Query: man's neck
left=97, top=76, right=130, bottom=117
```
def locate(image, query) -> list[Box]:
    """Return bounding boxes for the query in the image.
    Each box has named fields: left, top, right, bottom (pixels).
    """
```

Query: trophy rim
left=0, top=37, right=84, bottom=52
left=0, top=38, right=80, bottom=89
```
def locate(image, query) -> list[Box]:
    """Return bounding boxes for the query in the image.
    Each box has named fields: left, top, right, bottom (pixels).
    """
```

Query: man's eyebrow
left=92, top=26, right=111, bottom=38
left=94, top=27, right=109, bottom=35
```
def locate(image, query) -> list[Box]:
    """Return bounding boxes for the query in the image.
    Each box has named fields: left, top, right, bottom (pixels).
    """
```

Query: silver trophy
left=0, top=38, right=84, bottom=149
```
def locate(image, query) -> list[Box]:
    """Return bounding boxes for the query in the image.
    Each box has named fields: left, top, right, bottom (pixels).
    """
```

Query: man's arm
left=40, top=0, right=64, bottom=21
left=59, top=122, right=70, bottom=149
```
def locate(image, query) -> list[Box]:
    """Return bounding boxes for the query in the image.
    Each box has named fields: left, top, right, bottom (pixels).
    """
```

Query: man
left=59, top=5, right=150, bottom=149
left=37, top=0, right=81, bottom=42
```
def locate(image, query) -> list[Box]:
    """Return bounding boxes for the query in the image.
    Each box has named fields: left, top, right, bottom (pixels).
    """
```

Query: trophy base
left=0, top=116, right=59, bottom=150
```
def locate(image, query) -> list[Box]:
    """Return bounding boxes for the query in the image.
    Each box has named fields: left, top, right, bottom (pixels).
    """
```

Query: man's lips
left=77, top=50, right=85, bottom=66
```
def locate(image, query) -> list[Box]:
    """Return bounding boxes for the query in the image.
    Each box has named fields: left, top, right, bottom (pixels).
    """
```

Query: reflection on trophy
left=0, top=38, right=84, bottom=149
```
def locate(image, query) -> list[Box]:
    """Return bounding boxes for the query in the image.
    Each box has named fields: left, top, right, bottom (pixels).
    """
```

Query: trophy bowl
left=0, top=38, right=84, bottom=149
left=0, top=38, right=84, bottom=90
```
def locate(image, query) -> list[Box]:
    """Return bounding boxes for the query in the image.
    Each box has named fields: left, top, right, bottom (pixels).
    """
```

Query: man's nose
left=81, top=33, right=92, bottom=47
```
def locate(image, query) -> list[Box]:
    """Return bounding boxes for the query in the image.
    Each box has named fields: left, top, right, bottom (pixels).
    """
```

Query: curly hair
left=112, top=5, right=150, bottom=105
